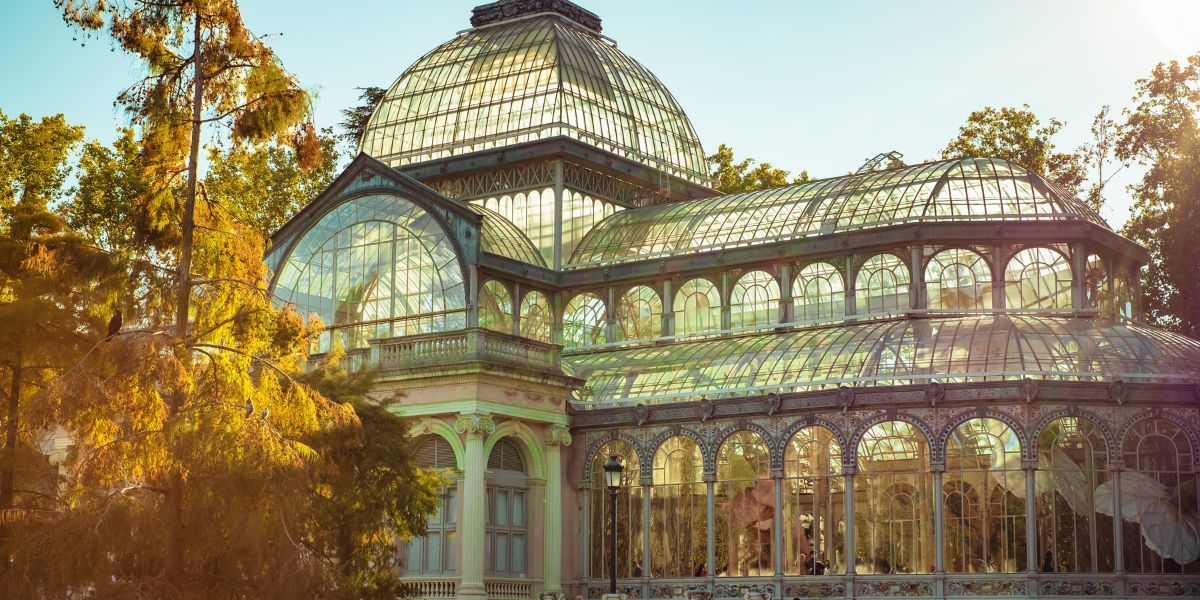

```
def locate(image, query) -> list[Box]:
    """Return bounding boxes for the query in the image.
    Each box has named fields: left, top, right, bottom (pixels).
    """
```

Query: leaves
left=707, top=144, right=810, bottom=194
left=941, top=104, right=1085, bottom=194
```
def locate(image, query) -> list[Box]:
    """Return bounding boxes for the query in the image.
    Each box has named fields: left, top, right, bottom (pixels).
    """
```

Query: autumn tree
left=941, top=104, right=1086, bottom=193
left=338, top=86, right=387, bottom=151
left=1118, top=53, right=1200, bottom=335
left=707, top=143, right=811, bottom=193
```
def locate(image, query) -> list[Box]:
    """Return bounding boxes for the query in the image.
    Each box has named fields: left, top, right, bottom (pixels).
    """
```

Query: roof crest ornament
left=471, top=0, right=602, bottom=33
left=855, top=151, right=907, bottom=174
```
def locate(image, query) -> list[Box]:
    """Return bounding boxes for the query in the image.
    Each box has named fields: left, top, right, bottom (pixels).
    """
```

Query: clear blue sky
left=3, top=0, right=1199, bottom=228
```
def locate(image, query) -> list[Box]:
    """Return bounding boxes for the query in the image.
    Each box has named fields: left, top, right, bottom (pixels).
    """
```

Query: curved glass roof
left=470, top=204, right=546, bottom=267
left=360, top=15, right=708, bottom=183
left=564, top=316, right=1200, bottom=407
left=567, top=158, right=1110, bottom=268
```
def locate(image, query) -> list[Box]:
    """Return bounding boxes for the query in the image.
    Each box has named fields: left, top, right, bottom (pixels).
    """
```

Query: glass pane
left=512, top=535, right=526, bottom=573
left=496, top=492, right=509, bottom=526
left=513, top=492, right=524, bottom=526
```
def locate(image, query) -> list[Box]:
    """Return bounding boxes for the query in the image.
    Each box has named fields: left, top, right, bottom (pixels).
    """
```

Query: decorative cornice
left=455, top=412, right=496, bottom=435
left=471, top=0, right=603, bottom=33
left=546, top=424, right=573, bottom=447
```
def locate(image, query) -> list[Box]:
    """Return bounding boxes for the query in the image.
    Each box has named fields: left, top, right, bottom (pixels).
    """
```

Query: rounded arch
left=646, top=426, right=711, bottom=475
left=583, top=430, right=647, bottom=480
left=563, top=291, right=607, bottom=347
left=478, top=279, right=514, bottom=333
left=850, top=412, right=938, bottom=467
left=854, top=252, right=911, bottom=315
left=924, top=247, right=993, bottom=310
left=778, top=416, right=850, bottom=470
left=792, top=261, right=846, bottom=321
left=411, top=418, right=466, bottom=472
left=1004, top=246, right=1073, bottom=309
left=517, top=288, right=552, bottom=343
left=1033, top=407, right=1117, bottom=460
left=712, top=422, right=779, bottom=471
left=614, top=284, right=663, bottom=342
left=939, top=409, right=1032, bottom=462
left=484, top=420, right=546, bottom=479
left=730, top=269, right=781, bottom=329
left=674, top=276, right=722, bottom=336
left=1117, top=409, right=1200, bottom=469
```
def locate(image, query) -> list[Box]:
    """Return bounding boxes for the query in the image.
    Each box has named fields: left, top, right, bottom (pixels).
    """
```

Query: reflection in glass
left=793, top=262, right=845, bottom=322
left=856, top=254, right=910, bottom=315
left=479, top=280, right=513, bottom=334
left=856, top=421, right=934, bottom=574
left=563, top=292, right=607, bottom=347
left=519, top=290, right=552, bottom=343
left=731, top=271, right=780, bottom=329
left=926, top=249, right=992, bottom=310
left=589, top=441, right=643, bottom=579
left=674, top=278, right=721, bottom=337
left=1005, top=247, right=1072, bottom=309
left=943, top=418, right=1026, bottom=573
left=1036, top=417, right=1113, bottom=573
left=1084, top=255, right=1109, bottom=310
left=716, top=431, right=773, bottom=576
left=651, top=436, right=707, bottom=577
left=615, top=285, right=662, bottom=342
left=784, top=427, right=845, bottom=575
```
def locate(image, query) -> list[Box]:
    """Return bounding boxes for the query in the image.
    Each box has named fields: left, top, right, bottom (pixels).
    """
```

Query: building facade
left=266, top=1, right=1200, bottom=598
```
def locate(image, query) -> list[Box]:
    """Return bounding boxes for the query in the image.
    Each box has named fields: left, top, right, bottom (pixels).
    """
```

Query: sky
left=2, top=0, right=1199, bottom=228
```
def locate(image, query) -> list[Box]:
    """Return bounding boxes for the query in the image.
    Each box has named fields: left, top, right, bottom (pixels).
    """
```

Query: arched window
left=1116, top=419, right=1199, bottom=573
left=856, top=254, right=910, bottom=315
left=472, top=187, right=556, bottom=266
left=1084, top=255, right=1109, bottom=310
left=650, top=436, right=706, bottom=578
left=856, top=421, right=933, bottom=574
left=1004, top=247, right=1072, bottom=309
left=405, top=436, right=458, bottom=575
left=925, top=249, right=992, bottom=310
left=519, top=290, right=551, bottom=343
left=615, top=286, right=663, bottom=342
left=588, top=441, right=643, bottom=579
left=563, top=292, right=607, bottom=347
left=784, top=426, right=845, bottom=575
left=674, top=278, right=721, bottom=337
left=731, top=271, right=780, bottom=329
left=273, top=194, right=466, bottom=352
left=1036, top=417, right=1113, bottom=573
left=943, top=418, right=1026, bottom=573
left=486, top=439, right=528, bottom=577
left=716, top=431, right=773, bottom=577
left=1114, top=272, right=1134, bottom=321
left=479, top=280, right=513, bottom=333
left=792, top=262, right=845, bottom=322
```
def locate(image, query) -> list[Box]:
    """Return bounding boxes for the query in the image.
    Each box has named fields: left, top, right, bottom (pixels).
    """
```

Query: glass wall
left=716, top=431, right=774, bottom=577
left=792, top=262, right=845, bottom=322
left=615, top=285, right=662, bottom=342
left=589, top=441, right=644, bottom=579
left=1036, top=417, right=1113, bottom=573
left=1084, top=255, right=1109, bottom=310
left=519, top=290, right=552, bottom=343
left=943, top=418, right=1026, bottom=573
left=731, top=271, right=780, bottom=329
left=784, top=426, right=845, bottom=575
left=473, top=188, right=557, bottom=267
left=563, top=292, right=607, bottom=347
left=1005, top=247, right=1072, bottom=309
left=856, top=254, right=910, bottom=315
left=926, top=249, right=992, bottom=310
left=674, top=278, right=721, bottom=337
left=564, top=190, right=620, bottom=266
left=650, top=436, right=707, bottom=578
left=479, top=280, right=513, bottom=334
left=1117, top=418, right=1199, bottom=573
left=856, top=421, right=934, bottom=574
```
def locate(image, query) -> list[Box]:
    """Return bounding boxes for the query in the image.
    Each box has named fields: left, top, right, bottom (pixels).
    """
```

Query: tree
left=338, top=86, right=387, bottom=151
left=1117, top=53, right=1200, bottom=335
left=204, top=129, right=339, bottom=234
left=1078, top=105, right=1123, bottom=213
left=941, top=105, right=1085, bottom=193
left=707, top=144, right=811, bottom=193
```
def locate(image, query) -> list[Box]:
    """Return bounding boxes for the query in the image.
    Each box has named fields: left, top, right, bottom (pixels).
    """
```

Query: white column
left=773, top=470, right=784, bottom=575
left=706, top=474, right=716, bottom=576
left=544, top=426, right=571, bottom=593
left=455, top=413, right=494, bottom=600
left=844, top=469, right=856, bottom=575
left=1112, top=465, right=1124, bottom=573
left=641, top=474, right=652, bottom=580
left=1024, top=462, right=1037, bottom=573
left=932, top=465, right=945, bottom=573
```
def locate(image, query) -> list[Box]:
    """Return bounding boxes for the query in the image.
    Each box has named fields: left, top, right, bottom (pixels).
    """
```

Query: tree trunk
left=0, top=362, right=22, bottom=509
left=163, top=8, right=204, bottom=591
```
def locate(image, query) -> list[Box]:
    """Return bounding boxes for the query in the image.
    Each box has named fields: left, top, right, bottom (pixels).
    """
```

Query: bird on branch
left=105, top=309, right=122, bottom=341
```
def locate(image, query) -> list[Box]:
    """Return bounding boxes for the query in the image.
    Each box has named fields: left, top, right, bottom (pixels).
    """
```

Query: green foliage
left=1117, top=53, right=1200, bottom=335
left=338, top=86, right=387, bottom=152
left=941, top=104, right=1086, bottom=194
left=706, top=144, right=810, bottom=193
left=204, top=128, right=339, bottom=234
left=0, top=112, right=83, bottom=215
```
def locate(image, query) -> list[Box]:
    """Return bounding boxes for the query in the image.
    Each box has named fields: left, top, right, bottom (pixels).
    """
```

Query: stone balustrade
left=369, top=327, right=561, bottom=372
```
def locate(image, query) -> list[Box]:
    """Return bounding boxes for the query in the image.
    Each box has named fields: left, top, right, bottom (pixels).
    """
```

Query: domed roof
left=567, top=157, right=1112, bottom=268
left=358, top=2, right=708, bottom=183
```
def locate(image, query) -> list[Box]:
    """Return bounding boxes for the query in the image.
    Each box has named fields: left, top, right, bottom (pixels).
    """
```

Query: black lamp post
left=602, top=454, right=624, bottom=595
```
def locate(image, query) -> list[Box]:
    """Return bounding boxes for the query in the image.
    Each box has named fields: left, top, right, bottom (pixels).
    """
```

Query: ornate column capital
left=546, top=424, right=573, bottom=447
left=455, top=412, right=496, bottom=436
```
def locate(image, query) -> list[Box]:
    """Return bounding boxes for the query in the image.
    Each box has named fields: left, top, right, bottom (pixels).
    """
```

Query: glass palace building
left=266, top=1, right=1200, bottom=598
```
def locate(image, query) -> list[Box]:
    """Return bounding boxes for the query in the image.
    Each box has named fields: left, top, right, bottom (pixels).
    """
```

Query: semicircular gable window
left=272, top=194, right=467, bottom=352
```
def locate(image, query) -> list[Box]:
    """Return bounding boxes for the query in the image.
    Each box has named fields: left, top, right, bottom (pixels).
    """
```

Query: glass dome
left=358, top=13, right=708, bottom=184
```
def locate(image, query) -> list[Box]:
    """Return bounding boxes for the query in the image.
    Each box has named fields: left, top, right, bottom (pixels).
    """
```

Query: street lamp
left=602, top=454, right=624, bottom=595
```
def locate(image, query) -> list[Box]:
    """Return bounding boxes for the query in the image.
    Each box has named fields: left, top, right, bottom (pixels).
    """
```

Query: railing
left=403, top=577, right=457, bottom=600
left=371, top=328, right=561, bottom=372
left=485, top=578, right=536, bottom=600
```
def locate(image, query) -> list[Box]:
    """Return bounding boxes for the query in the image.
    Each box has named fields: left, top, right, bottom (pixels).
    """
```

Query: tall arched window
left=792, top=262, right=845, bottom=322
left=589, top=441, right=643, bottom=579
left=272, top=194, right=466, bottom=352
left=650, top=436, right=706, bottom=578
left=486, top=439, right=528, bottom=577
left=784, top=426, right=845, bottom=575
left=943, top=418, right=1026, bottom=573
left=730, top=271, right=780, bottom=329
left=855, top=254, right=910, bottom=315
left=615, top=286, right=663, bottom=342
left=405, top=436, right=458, bottom=575
left=519, top=290, right=551, bottom=343
left=1036, top=417, right=1113, bottom=573
left=563, top=292, right=607, bottom=347
left=674, top=278, right=721, bottom=337
left=1004, top=247, right=1072, bottom=309
left=479, top=280, right=513, bottom=333
left=716, top=431, right=773, bottom=577
left=925, top=248, right=992, bottom=310
left=1115, top=419, right=1199, bottom=573
left=856, top=421, right=933, bottom=574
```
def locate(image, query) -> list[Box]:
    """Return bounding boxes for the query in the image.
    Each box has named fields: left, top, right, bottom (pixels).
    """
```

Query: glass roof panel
left=468, top=204, right=546, bottom=267
left=567, top=158, right=1110, bottom=269
left=361, top=16, right=708, bottom=184
left=563, top=316, right=1200, bottom=407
